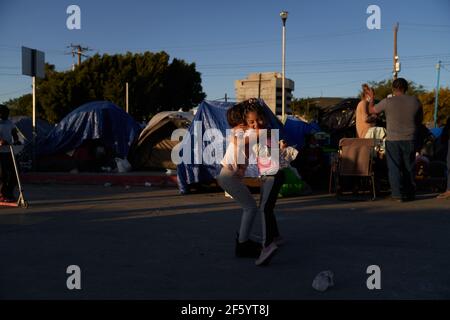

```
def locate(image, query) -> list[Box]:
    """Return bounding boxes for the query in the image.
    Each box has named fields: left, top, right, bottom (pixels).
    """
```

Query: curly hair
left=226, top=103, right=245, bottom=127
left=240, top=98, right=267, bottom=128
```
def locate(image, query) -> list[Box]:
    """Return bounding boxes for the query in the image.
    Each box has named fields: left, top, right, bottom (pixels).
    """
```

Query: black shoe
left=235, top=238, right=262, bottom=258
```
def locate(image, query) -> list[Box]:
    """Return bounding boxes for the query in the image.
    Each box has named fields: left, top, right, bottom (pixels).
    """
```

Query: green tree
left=366, top=78, right=426, bottom=101
left=290, top=97, right=320, bottom=121
left=6, top=51, right=205, bottom=124
left=418, top=87, right=450, bottom=126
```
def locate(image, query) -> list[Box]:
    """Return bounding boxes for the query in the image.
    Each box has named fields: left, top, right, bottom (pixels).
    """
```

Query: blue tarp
left=283, top=116, right=321, bottom=149
left=430, top=127, right=443, bottom=138
left=37, top=101, right=142, bottom=158
left=176, top=100, right=285, bottom=193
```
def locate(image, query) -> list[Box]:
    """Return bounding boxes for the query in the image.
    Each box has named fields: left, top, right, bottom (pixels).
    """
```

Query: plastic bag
left=279, top=167, right=305, bottom=197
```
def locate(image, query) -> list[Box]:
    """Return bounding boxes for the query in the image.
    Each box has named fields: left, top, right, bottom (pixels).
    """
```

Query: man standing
left=366, top=78, right=423, bottom=202
left=0, top=104, right=19, bottom=202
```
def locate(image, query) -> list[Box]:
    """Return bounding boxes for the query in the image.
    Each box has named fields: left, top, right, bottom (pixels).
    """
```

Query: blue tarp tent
left=176, top=100, right=285, bottom=193
left=283, top=116, right=321, bottom=149
left=37, top=101, right=142, bottom=159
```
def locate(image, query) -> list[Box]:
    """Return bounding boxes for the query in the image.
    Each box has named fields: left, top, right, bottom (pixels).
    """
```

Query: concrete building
left=235, top=72, right=295, bottom=115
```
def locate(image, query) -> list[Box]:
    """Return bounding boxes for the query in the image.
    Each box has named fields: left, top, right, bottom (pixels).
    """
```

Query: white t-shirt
left=221, top=129, right=247, bottom=169
left=221, top=129, right=259, bottom=178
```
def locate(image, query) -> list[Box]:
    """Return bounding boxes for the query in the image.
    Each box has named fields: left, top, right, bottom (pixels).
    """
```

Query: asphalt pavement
left=0, top=184, right=449, bottom=300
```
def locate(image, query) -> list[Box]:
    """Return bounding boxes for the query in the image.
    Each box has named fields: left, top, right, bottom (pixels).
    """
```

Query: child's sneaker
left=235, top=238, right=262, bottom=258
left=255, top=242, right=278, bottom=266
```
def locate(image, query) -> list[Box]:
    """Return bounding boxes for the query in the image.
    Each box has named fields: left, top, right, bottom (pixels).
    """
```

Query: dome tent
left=36, top=101, right=142, bottom=172
left=37, top=101, right=141, bottom=158
left=128, top=111, right=194, bottom=170
left=176, top=99, right=285, bottom=194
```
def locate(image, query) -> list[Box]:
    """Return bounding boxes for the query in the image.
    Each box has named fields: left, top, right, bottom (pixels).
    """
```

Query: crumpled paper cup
left=312, top=270, right=335, bottom=292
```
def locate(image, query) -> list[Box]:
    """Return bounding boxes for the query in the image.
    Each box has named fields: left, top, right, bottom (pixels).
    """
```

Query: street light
left=280, top=11, right=288, bottom=122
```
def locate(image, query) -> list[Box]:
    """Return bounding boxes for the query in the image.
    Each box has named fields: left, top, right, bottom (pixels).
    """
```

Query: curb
left=21, top=172, right=178, bottom=187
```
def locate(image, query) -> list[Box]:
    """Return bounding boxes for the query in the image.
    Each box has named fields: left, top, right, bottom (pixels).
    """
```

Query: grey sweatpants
left=216, top=167, right=258, bottom=243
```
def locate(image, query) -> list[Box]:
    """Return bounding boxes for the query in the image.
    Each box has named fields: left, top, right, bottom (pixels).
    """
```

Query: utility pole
left=126, top=82, right=129, bottom=113
left=258, top=73, right=262, bottom=99
left=393, top=23, right=400, bottom=80
left=434, top=61, right=442, bottom=128
left=225, top=93, right=228, bottom=102
left=66, top=44, right=91, bottom=67
left=280, top=11, right=288, bottom=122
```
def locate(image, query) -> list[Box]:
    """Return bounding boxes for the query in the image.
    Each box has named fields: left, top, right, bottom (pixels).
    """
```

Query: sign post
left=22, top=46, right=45, bottom=170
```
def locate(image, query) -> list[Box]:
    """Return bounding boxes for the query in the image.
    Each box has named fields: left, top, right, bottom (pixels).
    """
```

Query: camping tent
left=283, top=115, right=321, bottom=149
left=128, top=111, right=194, bottom=170
left=37, top=101, right=142, bottom=172
left=176, top=99, right=285, bottom=194
left=11, top=116, right=53, bottom=144
left=318, top=98, right=387, bottom=147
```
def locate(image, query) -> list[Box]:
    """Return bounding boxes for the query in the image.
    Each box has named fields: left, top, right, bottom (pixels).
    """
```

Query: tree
left=6, top=51, right=205, bottom=124
left=366, top=78, right=426, bottom=101
left=5, top=94, right=33, bottom=116
left=418, top=87, right=450, bottom=126
left=290, top=97, right=320, bottom=121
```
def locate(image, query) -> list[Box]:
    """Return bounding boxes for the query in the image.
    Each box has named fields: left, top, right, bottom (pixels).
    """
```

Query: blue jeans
left=385, top=140, right=416, bottom=198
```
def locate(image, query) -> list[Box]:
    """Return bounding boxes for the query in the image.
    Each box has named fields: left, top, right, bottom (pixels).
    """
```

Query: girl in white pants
left=216, top=102, right=261, bottom=258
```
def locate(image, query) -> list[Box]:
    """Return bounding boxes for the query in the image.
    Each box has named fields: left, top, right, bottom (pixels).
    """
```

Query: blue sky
left=1, top=0, right=450, bottom=104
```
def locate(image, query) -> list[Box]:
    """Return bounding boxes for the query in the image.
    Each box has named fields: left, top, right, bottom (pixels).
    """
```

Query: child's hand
left=279, top=139, right=288, bottom=150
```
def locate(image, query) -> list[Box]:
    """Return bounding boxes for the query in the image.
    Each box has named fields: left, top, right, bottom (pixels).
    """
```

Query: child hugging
left=216, top=102, right=261, bottom=259
left=217, top=98, right=286, bottom=266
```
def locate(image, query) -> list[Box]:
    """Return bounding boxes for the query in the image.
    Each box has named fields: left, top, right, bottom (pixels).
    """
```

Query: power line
left=66, top=44, right=92, bottom=68
left=441, top=65, right=450, bottom=73
left=197, top=53, right=450, bottom=69
left=284, top=72, right=391, bottom=90
left=0, top=73, right=21, bottom=76
left=67, top=28, right=374, bottom=53
left=402, top=22, right=450, bottom=28
left=201, top=64, right=437, bottom=78
left=0, top=87, right=30, bottom=97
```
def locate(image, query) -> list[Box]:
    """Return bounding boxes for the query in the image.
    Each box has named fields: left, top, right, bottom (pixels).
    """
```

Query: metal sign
left=22, top=46, right=45, bottom=78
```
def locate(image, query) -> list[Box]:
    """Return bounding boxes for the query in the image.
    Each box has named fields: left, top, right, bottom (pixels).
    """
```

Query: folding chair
left=334, top=138, right=379, bottom=200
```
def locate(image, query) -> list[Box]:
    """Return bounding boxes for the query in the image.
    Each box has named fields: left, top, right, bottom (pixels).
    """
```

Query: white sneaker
left=255, top=242, right=278, bottom=266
